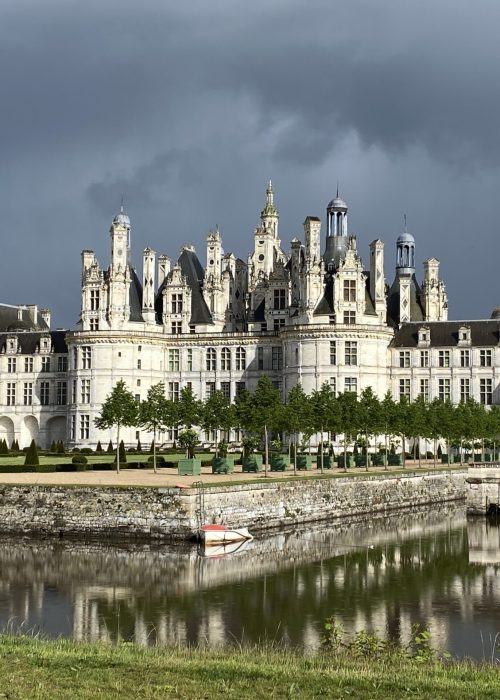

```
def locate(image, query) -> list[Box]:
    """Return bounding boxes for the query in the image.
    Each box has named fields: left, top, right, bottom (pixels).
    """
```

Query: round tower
left=324, top=191, right=348, bottom=268
left=396, top=220, right=415, bottom=275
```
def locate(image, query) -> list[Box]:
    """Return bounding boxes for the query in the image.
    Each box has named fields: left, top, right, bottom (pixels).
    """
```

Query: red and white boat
left=199, top=524, right=253, bottom=545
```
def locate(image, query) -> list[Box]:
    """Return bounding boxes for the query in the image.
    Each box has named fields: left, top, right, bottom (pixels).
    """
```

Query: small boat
left=199, top=524, right=253, bottom=545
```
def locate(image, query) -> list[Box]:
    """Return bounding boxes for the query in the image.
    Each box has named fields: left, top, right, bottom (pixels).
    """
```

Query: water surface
left=0, top=504, right=499, bottom=660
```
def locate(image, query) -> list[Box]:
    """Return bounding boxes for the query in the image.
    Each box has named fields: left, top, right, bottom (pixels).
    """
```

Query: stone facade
left=0, top=470, right=466, bottom=540
left=0, top=183, right=498, bottom=449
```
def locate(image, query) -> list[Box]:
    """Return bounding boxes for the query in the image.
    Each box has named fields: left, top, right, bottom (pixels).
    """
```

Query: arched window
left=235, top=347, right=246, bottom=370
left=221, top=347, right=231, bottom=371
left=206, top=348, right=216, bottom=371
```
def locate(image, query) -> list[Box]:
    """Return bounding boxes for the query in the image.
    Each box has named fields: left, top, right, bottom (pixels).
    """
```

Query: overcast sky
left=1, top=0, right=499, bottom=327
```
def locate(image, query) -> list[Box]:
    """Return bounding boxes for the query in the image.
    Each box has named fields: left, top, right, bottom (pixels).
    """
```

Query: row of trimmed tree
left=95, top=377, right=500, bottom=474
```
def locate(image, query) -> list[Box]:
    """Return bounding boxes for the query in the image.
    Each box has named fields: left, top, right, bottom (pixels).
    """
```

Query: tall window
left=205, top=382, right=216, bottom=398
left=72, top=379, right=77, bottom=403
left=271, top=346, right=283, bottom=370
left=81, top=347, right=92, bottom=369
left=460, top=378, right=470, bottom=403
left=168, top=382, right=180, bottom=401
left=80, top=415, right=90, bottom=440
left=187, top=348, right=193, bottom=371
left=438, top=350, right=450, bottom=368
left=273, top=289, right=286, bottom=310
left=460, top=350, right=470, bottom=367
left=6, top=383, right=15, bottom=406
left=399, top=351, right=410, bottom=368
left=57, top=381, right=67, bottom=406
left=206, top=348, right=216, bottom=371
left=235, top=347, right=246, bottom=370
left=274, top=318, right=285, bottom=331
left=171, top=294, right=183, bottom=314
left=81, top=379, right=91, bottom=404
left=345, top=341, right=358, bottom=366
left=419, top=350, right=429, bottom=368
left=73, top=348, right=78, bottom=369
left=90, top=289, right=100, bottom=311
left=221, top=348, right=231, bottom=371
left=24, top=357, right=33, bottom=372
left=90, top=318, right=99, bottom=331
left=40, top=381, right=50, bottom=406
left=7, top=358, right=16, bottom=373
left=480, top=349, right=492, bottom=367
left=221, top=381, right=231, bottom=400
left=330, top=341, right=337, bottom=365
left=235, top=381, right=246, bottom=396
left=480, top=378, right=493, bottom=405
left=419, top=378, right=429, bottom=402
left=57, top=356, right=68, bottom=372
left=438, top=378, right=451, bottom=401
left=41, top=357, right=51, bottom=373
left=23, top=382, right=33, bottom=406
left=137, top=359, right=142, bottom=370
left=257, top=347, right=264, bottom=370
left=171, top=321, right=182, bottom=334
left=399, top=378, right=411, bottom=401
left=71, top=415, right=76, bottom=440
left=168, top=349, right=180, bottom=372
left=343, top=279, right=356, bottom=302
left=345, top=377, right=357, bottom=393
left=343, top=310, right=356, bottom=325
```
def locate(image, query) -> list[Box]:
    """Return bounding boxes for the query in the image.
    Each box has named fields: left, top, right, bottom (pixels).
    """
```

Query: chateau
left=0, top=184, right=498, bottom=448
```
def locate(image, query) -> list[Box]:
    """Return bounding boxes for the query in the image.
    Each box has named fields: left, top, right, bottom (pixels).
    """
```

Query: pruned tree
left=94, top=379, right=138, bottom=473
left=139, top=383, right=174, bottom=473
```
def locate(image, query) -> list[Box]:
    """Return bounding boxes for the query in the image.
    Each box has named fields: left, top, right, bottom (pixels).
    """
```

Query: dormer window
left=418, top=326, right=430, bottom=347
left=458, top=325, right=471, bottom=345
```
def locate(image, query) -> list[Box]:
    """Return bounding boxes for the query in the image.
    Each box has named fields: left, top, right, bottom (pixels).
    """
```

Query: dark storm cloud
left=1, top=0, right=500, bottom=324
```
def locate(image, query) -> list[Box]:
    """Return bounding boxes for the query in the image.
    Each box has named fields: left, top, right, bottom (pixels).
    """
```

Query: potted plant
left=297, top=439, right=313, bottom=470
left=178, top=429, right=201, bottom=475
left=212, top=440, right=234, bottom=474
left=242, top=436, right=262, bottom=472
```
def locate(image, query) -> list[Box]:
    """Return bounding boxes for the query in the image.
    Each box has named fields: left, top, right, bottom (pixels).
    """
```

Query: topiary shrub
left=56, top=440, right=65, bottom=454
left=81, top=447, right=93, bottom=454
left=107, top=440, right=114, bottom=453
left=11, top=439, right=19, bottom=452
left=136, top=438, right=142, bottom=453
left=113, top=440, right=127, bottom=464
left=24, top=439, right=39, bottom=467
left=0, top=439, right=9, bottom=456
left=95, top=440, right=103, bottom=453
left=147, top=455, right=167, bottom=466
left=36, top=464, right=57, bottom=473
left=72, top=454, right=88, bottom=464
left=50, top=440, right=57, bottom=453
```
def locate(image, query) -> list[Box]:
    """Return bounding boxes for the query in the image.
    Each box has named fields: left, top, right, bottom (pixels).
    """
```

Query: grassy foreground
left=0, top=637, right=499, bottom=700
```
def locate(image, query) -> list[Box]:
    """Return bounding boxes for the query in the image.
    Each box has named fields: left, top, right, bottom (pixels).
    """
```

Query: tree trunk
left=264, top=423, right=268, bottom=477
left=294, top=432, right=297, bottom=475
left=481, top=438, right=485, bottom=463
left=433, top=438, right=437, bottom=468
left=418, top=438, right=421, bottom=469
left=116, top=423, right=120, bottom=474
left=365, top=431, right=369, bottom=472
left=384, top=433, right=388, bottom=470
left=343, top=437, right=347, bottom=473
left=320, top=425, right=324, bottom=474
left=153, top=425, right=157, bottom=474
left=402, top=436, right=406, bottom=468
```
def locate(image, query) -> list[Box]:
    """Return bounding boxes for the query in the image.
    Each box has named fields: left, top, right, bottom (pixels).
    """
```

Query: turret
left=260, top=180, right=279, bottom=236
left=324, top=191, right=348, bottom=268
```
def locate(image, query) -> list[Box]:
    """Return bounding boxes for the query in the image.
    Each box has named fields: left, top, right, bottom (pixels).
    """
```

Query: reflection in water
left=0, top=504, right=499, bottom=659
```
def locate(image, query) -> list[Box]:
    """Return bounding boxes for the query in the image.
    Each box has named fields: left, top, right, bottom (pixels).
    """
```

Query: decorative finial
left=120, top=195, right=124, bottom=214
left=404, top=213, right=407, bottom=232
left=336, top=182, right=339, bottom=198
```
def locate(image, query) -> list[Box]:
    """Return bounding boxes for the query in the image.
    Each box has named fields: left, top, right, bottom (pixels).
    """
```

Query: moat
left=1, top=503, right=499, bottom=661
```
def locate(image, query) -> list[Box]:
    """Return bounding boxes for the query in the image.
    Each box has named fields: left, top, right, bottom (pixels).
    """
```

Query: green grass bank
left=0, top=636, right=498, bottom=699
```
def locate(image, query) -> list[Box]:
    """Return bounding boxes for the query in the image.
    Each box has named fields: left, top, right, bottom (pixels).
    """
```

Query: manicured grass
left=0, top=636, right=498, bottom=699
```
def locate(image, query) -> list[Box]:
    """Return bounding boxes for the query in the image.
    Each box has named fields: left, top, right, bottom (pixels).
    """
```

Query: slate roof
left=0, top=330, right=68, bottom=354
left=391, top=320, right=500, bottom=348
left=386, top=273, right=425, bottom=327
left=0, top=304, right=49, bottom=332
left=313, top=278, right=334, bottom=316
left=129, top=268, right=144, bottom=322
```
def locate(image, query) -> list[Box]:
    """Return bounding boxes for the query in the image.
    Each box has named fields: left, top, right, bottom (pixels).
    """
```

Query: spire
left=260, top=179, right=279, bottom=230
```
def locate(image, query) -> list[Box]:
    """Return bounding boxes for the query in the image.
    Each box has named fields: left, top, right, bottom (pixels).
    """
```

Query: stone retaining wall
left=0, top=470, right=467, bottom=540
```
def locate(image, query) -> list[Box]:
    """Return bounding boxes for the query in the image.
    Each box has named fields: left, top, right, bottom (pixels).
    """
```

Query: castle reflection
left=0, top=504, right=499, bottom=659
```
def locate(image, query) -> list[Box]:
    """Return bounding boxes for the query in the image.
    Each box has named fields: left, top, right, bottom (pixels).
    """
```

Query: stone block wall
left=0, top=470, right=466, bottom=541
